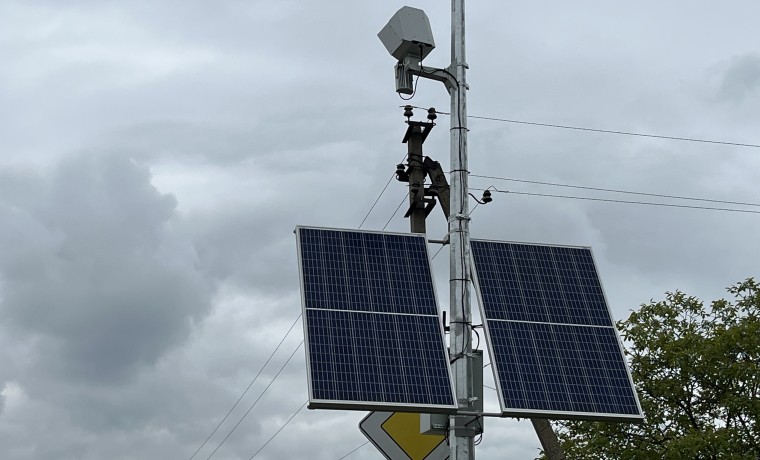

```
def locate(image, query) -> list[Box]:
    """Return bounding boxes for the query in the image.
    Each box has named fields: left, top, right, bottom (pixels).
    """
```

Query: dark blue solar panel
left=307, top=310, right=454, bottom=407
left=488, top=321, right=640, bottom=415
left=297, top=227, right=456, bottom=412
left=471, top=241, right=611, bottom=326
left=471, top=240, right=643, bottom=420
left=299, top=227, right=438, bottom=316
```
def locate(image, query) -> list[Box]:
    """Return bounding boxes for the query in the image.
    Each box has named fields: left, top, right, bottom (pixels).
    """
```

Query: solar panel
left=296, top=226, right=456, bottom=413
left=471, top=240, right=643, bottom=421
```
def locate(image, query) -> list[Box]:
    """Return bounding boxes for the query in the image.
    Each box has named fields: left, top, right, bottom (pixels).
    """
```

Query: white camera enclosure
left=378, top=6, right=435, bottom=61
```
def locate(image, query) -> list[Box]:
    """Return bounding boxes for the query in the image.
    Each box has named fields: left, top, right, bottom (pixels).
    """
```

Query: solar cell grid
left=299, top=228, right=437, bottom=316
left=471, top=239, right=643, bottom=421
left=297, top=227, right=456, bottom=413
left=471, top=241, right=613, bottom=326
left=488, top=321, right=640, bottom=415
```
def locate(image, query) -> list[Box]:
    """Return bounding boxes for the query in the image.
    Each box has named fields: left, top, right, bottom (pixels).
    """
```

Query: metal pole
left=449, top=0, right=473, bottom=459
left=443, top=4, right=566, bottom=459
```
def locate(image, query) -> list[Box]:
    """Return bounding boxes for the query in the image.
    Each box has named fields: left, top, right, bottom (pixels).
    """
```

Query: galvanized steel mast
left=448, top=0, right=474, bottom=459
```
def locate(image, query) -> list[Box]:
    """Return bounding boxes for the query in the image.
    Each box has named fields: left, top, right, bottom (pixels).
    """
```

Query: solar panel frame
left=470, top=239, right=644, bottom=422
left=296, top=226, right=457, bottom=413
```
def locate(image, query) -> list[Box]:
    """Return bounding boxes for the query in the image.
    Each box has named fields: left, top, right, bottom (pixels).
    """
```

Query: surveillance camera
left=378, top=6, right=436, bottom=62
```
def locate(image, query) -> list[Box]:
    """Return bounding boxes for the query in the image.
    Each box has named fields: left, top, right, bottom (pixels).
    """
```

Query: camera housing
left=378, top=6, right=435, bottom=62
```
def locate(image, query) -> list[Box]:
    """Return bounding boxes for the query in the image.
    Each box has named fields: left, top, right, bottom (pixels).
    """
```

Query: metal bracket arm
left=401, top=57, right=458, bottom=92
left=423, top=157, right=450, bottom=219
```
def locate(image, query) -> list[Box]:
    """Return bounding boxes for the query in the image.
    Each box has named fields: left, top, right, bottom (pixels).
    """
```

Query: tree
left=552, top=278, right=760, bottom=460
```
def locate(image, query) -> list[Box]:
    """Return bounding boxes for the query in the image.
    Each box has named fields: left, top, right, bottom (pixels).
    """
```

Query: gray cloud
left=718, top=53, right=760, bottom=103
left=0, top=154, right=213, bottom=384
left=2, top=1, right=760, bottom=459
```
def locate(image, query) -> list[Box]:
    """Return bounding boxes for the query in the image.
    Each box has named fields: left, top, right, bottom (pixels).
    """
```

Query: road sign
left=359, top=411, right=448, bottom=460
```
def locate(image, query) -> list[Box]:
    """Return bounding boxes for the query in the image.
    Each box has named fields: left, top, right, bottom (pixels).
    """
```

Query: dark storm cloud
left=0, top=154, right=213, bottom=383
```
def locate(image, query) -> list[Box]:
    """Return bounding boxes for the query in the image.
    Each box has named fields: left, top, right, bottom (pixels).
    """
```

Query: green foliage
left=553, top=278, right=760, bottom=460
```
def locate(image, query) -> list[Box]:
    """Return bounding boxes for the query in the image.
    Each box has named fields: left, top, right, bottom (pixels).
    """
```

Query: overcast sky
left=1, top=1, right=759, bottom=459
